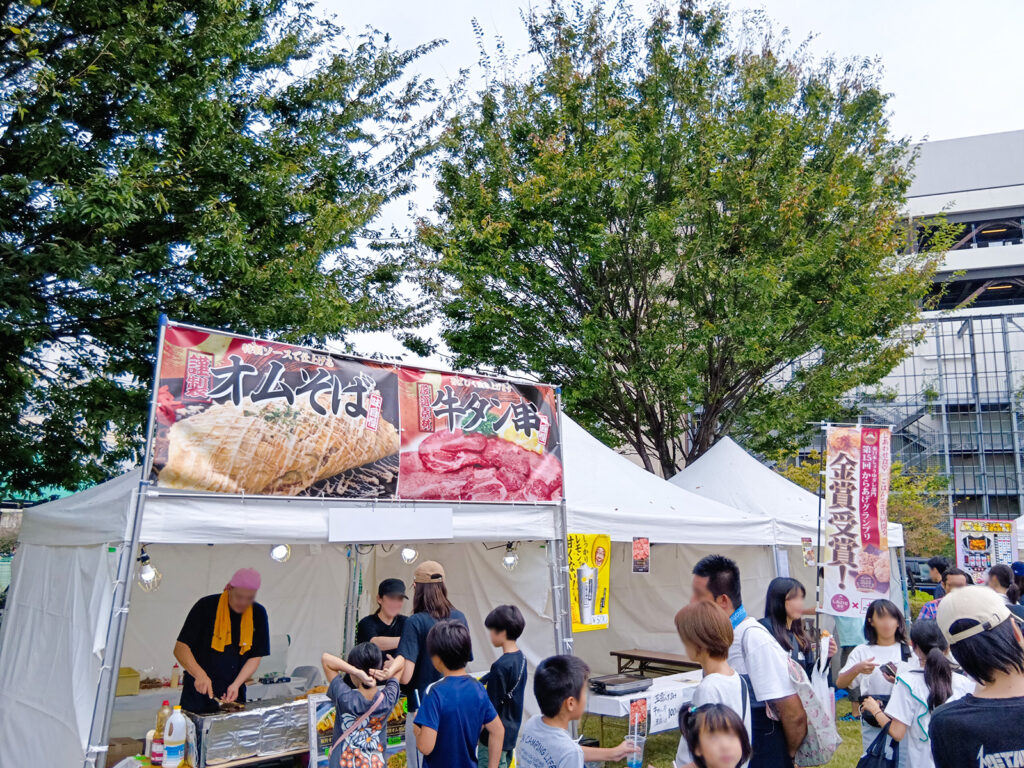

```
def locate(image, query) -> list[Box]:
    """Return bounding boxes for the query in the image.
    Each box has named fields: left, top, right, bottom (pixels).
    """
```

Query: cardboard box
left=107, top=737, right=144, bottom=764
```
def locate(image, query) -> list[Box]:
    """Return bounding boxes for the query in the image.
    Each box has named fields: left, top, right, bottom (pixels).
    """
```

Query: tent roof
left=20, top=419, right=774, bottom=547
left=670, top=436, right=905, bottom=548
left=563, top=419, right=775, bottom=545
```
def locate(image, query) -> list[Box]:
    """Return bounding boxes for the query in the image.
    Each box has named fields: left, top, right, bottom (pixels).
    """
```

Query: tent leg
left=548, top=499, right=575, bottom=736
left=342, top=545, right=361, bottom=655
left=548, top=501, right=574, bottom=657
left=896, top=546, right=910, bottom=625
left=84, top=481, right=149, bottom=768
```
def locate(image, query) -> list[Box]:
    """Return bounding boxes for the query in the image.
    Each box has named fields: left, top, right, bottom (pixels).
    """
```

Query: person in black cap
left=356, top=578, right=409, bottom=657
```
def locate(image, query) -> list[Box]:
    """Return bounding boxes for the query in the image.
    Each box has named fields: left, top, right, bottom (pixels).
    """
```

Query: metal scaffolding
left=847, top=312, right=1024, bottom=523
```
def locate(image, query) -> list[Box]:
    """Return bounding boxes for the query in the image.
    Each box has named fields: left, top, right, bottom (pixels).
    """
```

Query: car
left=905, top=557, right=941, bottom=597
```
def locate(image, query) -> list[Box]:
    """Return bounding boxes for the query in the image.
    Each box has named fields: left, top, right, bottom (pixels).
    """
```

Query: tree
left=1, top=1, right=442, bottom=494
left=776, top=451, right=952, bottom=557
left=418, top=1, right=947, bottom=477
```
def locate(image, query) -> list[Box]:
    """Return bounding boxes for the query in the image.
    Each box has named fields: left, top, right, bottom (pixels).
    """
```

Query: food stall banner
left=955, top=518, right=1018, bottom=584
left=148, top=321, right=562, bottom=503
left=822, top=426, right=892, bottom=617
left=567, top=533, right=611, bottom=632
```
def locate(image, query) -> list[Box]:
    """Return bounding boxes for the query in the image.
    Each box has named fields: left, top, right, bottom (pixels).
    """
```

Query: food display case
left=185, top=697, right=309, bottom=767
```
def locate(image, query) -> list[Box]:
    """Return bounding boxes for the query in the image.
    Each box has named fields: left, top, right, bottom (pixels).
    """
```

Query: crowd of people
left=304, top=554, right=1024, bottom=768
left=174, top=556, right=1024, bottom=768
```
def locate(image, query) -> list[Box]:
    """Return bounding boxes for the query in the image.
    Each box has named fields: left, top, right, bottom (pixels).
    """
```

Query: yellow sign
left=567, top=534, right=611, bottom=632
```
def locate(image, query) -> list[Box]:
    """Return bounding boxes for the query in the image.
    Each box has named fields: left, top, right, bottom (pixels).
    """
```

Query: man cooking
left=174, top=568, right=271, bottom=714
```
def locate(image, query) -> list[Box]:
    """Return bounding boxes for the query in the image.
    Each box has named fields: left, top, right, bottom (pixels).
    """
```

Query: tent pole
left=343, top=545, right=361, bottom=654
left=896, top=546, right=911, bottom=626
left=85, top=317, right=167, bottom=768
left=814, top=423, right=827, bottom=641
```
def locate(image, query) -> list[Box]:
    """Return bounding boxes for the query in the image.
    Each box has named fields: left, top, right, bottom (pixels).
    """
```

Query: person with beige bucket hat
left=380, top=561, right=471, bottom=768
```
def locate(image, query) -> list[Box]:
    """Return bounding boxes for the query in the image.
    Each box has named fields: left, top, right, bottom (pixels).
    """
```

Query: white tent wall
left=119, top=543, right=355, bottom=683
left=0, top=543, right=119, bottom=767
left=572, top=543, right=777, bottom=676
left=359, top=541, right=557, bottom=718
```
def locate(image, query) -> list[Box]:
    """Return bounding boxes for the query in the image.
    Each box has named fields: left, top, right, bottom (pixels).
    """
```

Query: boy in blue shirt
left=414, top=620, right=504, bottom=768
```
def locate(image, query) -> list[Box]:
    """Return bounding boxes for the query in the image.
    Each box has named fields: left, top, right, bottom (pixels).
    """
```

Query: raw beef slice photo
left=398, top=429, right=563, bottom=501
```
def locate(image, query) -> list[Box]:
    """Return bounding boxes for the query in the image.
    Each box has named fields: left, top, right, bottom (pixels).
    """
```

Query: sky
left=317, top=0, right=1024, bottom=366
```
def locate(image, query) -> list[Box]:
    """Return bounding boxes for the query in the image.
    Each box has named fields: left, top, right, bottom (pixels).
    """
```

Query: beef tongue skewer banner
left=147, top=320, right=563, bottom=503
left=822, top=426, right=892, bottom=617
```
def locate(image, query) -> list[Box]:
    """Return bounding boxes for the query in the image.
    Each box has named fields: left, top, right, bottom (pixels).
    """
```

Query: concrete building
left=851, top=129, right=1024, bottom=520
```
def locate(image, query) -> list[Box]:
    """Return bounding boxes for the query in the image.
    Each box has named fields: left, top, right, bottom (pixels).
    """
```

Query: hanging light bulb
left=502, top=542, right=519, bottom=572
left=137, top=547, right=162, bottom=593
left=269, top=544, right=291, bottom=563
left=400, top=545, right=419, bottom=565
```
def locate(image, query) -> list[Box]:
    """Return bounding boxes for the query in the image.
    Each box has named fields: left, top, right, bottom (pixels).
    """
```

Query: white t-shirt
left=729, top=617, right=797, bottom=702
left=839, top=643, right=905, bottom=697
left=675, top=671, right=754, bottom=766
left=884, top=666, right=974, bottom=768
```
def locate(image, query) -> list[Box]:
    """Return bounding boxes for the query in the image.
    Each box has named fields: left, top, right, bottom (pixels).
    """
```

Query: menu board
left=147, top=321, right=562, bottom=504
left=955, top=518, right=1018, bottom=584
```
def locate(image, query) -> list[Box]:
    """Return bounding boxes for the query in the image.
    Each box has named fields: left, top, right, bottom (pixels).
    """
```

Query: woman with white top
left=860, top=620, right=974, bottom=768
left=836, top=599, right=909, bottom=767
left=673, top=602, right=753, bottom=767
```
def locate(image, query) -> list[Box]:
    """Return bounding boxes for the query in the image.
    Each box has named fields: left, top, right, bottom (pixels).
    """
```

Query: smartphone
left=880, top=662, right=897, bottom=679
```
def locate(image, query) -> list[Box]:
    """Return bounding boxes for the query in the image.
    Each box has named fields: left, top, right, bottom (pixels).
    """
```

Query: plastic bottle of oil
left=163, top=705, right=187, bottom=768
left=152, top=700, right=172, bottom=765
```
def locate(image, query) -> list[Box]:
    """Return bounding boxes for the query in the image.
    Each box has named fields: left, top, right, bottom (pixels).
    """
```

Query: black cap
left=378, top=578, right=408, bottom=599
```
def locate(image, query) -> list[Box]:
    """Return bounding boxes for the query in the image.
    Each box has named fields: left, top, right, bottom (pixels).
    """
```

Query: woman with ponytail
left=861, top=620, right=974, bottom=767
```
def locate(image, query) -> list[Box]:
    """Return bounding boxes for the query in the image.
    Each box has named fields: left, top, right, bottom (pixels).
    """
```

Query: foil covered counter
left=186, top=697, right=309, bottom=767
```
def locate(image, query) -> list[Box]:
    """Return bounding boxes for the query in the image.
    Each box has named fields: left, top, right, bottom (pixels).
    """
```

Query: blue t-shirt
left=414, top=675, right=497, bottom=768
left=396, top=610, right=471, bottom=710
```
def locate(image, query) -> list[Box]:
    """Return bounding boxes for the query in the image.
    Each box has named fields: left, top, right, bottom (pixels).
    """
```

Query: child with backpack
left=673, top=602, right=752, bottom=766
left=479, top=605, right=528, bottom=768
left=321, top=642, right=404, bottom=768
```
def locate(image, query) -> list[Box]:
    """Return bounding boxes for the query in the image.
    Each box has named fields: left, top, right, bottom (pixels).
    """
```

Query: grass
left=580, top=699, right=863, bottom=767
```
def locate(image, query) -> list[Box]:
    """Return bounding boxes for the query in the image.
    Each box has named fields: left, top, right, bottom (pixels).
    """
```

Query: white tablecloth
left=586, top=671, right=702, bottom=734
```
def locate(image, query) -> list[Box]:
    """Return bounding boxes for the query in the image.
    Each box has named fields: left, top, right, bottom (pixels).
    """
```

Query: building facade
left=851, top=130, right=1024, bottom=520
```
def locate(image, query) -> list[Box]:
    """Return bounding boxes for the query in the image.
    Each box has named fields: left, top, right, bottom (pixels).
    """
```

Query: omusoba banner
left=822, top=426, right=892, bottom=617
left=148, top=321, right=562, bottom=503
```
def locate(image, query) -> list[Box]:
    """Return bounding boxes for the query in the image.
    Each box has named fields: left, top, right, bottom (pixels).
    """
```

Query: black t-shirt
left=355, top=612, right=407, bottom=648
left=351, top=612, right=407, bottom=691
left=478, top=650, right=527, bottom=752
left=176, top=594, right=270, bottom=714
left=929, top=693, right=1024, bottom=768
left=395, top=609, right=471, bottom=711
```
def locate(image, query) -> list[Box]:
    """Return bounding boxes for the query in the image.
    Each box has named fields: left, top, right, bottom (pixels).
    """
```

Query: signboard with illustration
left=395, top=367, right=562, bottom=503
left=147, top=320, right=562, bottom=504
left=567, top=533, right=611, bottom=632
left=822, top=426, right=892, bottom=617
left=955, top=518, right=1017, bottom=584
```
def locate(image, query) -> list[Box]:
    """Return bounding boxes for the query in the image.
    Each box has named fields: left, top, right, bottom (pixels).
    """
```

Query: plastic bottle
left=163, top=705, right=187, bottom=768
left=152, top=700, right=173, bottom=765
left=170, top=663, right=181, bottom=689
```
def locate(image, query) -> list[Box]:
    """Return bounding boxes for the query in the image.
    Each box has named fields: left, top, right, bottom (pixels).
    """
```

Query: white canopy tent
left=0, top=417, right=785, bottom=768
left=669, top=436, right=909, bottom=613
left=668, top=436, right=905, bottom=548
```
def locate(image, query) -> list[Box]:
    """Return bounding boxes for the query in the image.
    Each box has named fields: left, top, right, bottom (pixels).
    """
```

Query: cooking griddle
left=590, top=673, right=654, bottom=696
